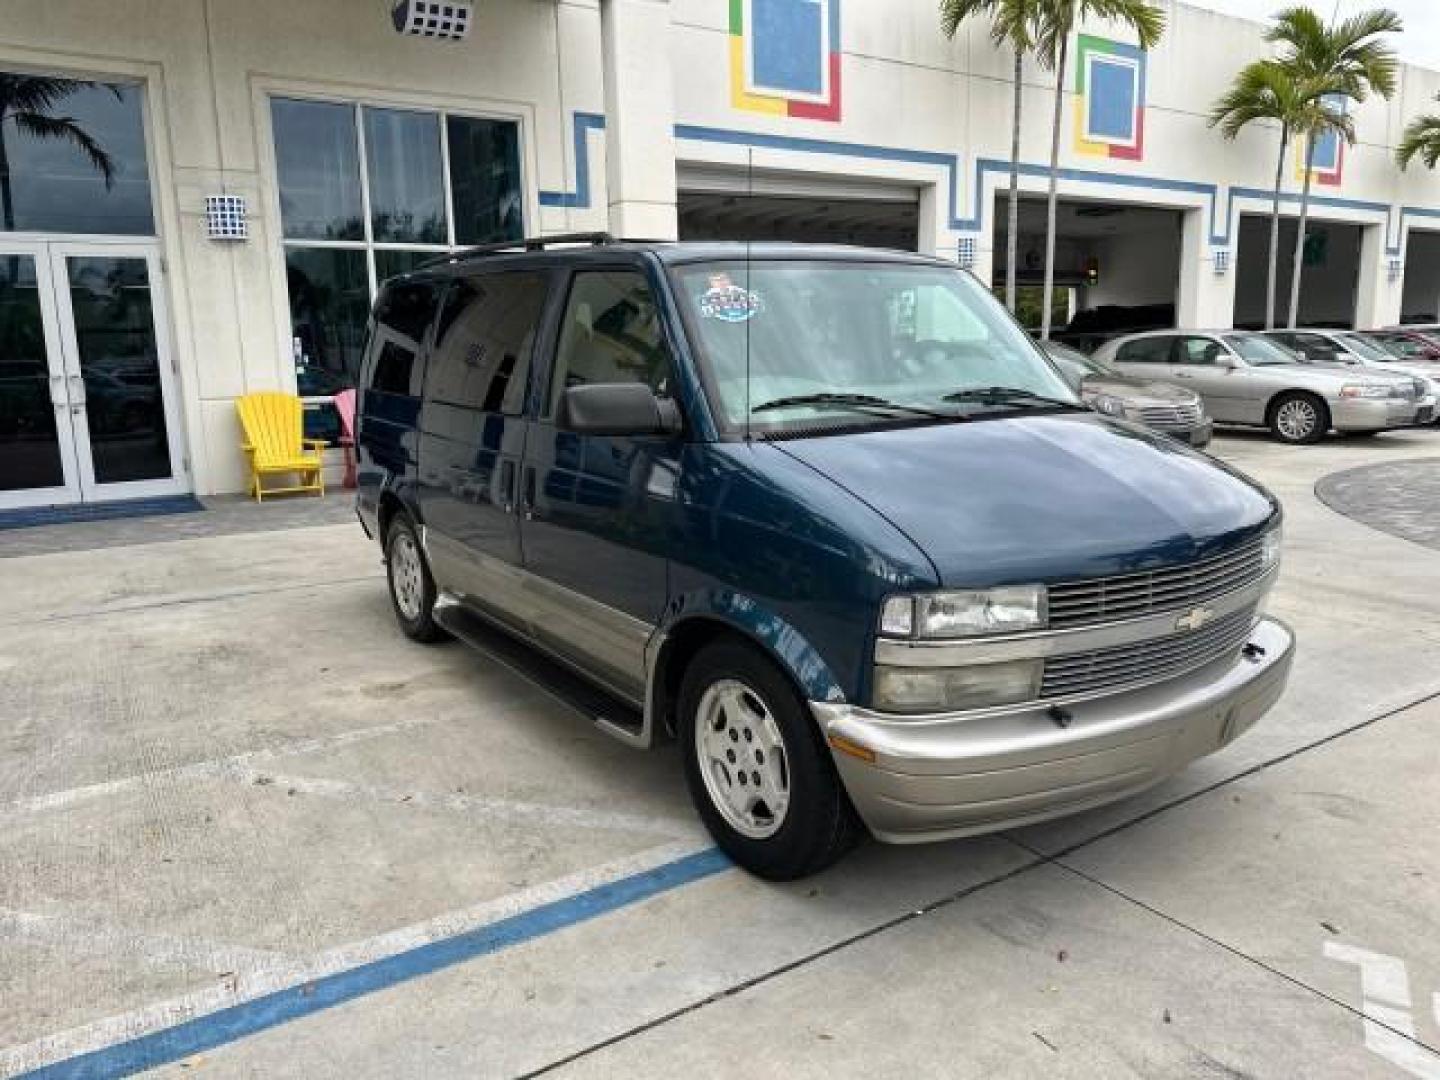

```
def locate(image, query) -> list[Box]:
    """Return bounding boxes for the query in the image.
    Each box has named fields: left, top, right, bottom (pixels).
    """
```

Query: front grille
left=1046, top=537, right=1265, bottom=630
left=1040, top=607, right=1255, bottom=700
left=1136, top=401, right=1202, bottom=428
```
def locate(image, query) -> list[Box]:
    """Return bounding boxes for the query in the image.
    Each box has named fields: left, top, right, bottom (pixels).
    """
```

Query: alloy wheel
left=694, top=678, right=791, bottom=839
left=1275, top=398, right=1318, bottom=442
left=389, top=531, right=425, bottom=621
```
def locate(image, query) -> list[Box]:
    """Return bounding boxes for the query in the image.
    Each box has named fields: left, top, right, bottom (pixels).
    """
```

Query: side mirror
left=557, top=382, right=682, bottom=436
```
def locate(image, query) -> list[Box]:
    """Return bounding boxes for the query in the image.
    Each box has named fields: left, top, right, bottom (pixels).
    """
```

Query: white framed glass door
left=0, top=241, right=186, bottom=509
left=0, top=242, right=82, bottom=509
left=47, top=243, right=186, bottom=502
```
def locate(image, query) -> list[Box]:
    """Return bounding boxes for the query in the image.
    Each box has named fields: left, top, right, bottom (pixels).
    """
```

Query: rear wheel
left=678, top=639, right=860, bottom=880
left=385, top=513, right=448, bottom=643
left=1268, top=392, right=1328, bottom=444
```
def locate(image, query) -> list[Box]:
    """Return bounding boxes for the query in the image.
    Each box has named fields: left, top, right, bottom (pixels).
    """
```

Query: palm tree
left=0, top=74, right=118, bottom=232
left=1033, top=0, right=1165, bottom=341
left=940, top=0, right=1041, bottom=314
left=1265, top=6, right=1400, bottom=329
left=1396, top=98, right=1440, bottom=169
left=1210, top=61, right=1326, bottom=330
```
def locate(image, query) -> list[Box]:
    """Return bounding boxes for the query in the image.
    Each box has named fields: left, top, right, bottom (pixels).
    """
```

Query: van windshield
left=671, top=260, right=1077, bottom=434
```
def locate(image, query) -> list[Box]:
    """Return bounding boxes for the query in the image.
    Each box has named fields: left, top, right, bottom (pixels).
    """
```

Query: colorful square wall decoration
left=730, top=0, right=842, bottom=122
left=1073, top=34, right=1146, bottom=161
left=1295, top=95, right=1345, bottom=187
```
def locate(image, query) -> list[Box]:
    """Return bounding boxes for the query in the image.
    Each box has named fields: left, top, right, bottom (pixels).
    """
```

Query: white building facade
left=2, top=0, right=1439, bottom=505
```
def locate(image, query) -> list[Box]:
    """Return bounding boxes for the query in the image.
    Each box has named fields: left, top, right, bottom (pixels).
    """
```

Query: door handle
left=521, top=466, right=536, bottom=521
left=67, top=374, right=87, bottom=412
left=49, top=374, right=66, bottom=408
left=500, top=459, right=516, bottom=515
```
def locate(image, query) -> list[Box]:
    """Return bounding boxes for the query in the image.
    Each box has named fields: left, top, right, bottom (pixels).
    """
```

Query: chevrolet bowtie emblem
left=1175, top=605, right=1216, bottom=632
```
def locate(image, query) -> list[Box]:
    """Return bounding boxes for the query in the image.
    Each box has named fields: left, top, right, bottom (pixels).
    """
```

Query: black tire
left=678, top=639, right=861, bottom=880
left=1268, top=391, right=1329, bottom=445
left=384, top=512, right=449, bottom=643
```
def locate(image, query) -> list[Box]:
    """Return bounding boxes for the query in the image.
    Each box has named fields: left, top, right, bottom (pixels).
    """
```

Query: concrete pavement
left=1, top=429, right=1438, bottom=1078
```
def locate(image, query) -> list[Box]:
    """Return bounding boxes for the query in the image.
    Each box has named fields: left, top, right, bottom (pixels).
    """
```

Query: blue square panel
left=1087, top=56, right=1137, bottom=142
left=1310, top=128, right=1341, bottom=171
left=752, top=0, right=824, bottom=96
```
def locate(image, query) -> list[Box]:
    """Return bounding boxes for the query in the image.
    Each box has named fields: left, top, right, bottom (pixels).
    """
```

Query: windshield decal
left=697, top=273, right=763, bottom=323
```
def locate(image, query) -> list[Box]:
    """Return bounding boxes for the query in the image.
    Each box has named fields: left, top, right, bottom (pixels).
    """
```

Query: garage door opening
left=992, top=195, right=1183, bottom=350
left=1401, top=230, right=1440, bottom=324
left=1234, top=215, right=1362, bottom=329
left=676, top=167, right=919, bottom=250
left=677, top=191, right=918, bottom=249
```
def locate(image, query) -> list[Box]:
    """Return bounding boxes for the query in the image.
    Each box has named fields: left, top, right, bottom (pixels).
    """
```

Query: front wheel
left=1269, top=392, right=1329, bottom=444
left=678, top=640, right=860, bottom=880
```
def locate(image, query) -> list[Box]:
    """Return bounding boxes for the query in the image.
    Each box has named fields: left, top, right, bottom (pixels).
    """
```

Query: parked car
left=1261, top=329, right=1438, bottom=423
left=1358, top=328, right=1440, bottom=363
left=357, top=236, right=1293, bottom=879
left=1043, top=340, right=1212, bottom=447
left=1093, top=330, right=1429, bottom=443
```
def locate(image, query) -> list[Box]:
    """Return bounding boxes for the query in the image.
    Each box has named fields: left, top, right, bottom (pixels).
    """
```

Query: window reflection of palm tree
left=0, top=74, right=120, bottom=232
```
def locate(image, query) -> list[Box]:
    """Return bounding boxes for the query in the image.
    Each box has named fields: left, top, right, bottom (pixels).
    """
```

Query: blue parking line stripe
left=18, top=847, right=729, bottom=1080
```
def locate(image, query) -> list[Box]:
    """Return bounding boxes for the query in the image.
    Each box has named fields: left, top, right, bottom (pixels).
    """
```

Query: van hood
left=774, top=413, right=1277, bottom=587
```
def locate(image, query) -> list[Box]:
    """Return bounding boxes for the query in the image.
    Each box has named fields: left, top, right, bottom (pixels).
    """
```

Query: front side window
left=672, top=260, right=1075, bottom=434
left=272, top=96, right=523, bottom=436
left=1224, top=333, right=1298, bottom=366
left=1177, top=336, right=1226, bottom=366
left=0, top=71, right=153, bottom=234
left=549, top=271, right=670, bottom=414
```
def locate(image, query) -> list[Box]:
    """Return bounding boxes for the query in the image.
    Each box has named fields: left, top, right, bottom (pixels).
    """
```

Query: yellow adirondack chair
left=236, top=391, right=326, bottom=501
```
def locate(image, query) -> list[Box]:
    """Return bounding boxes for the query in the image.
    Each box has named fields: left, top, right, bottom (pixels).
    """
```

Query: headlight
left=1086, top=392, right=1127, bottom=417
left=880, top=585, right=1047, bottom=639
left=1260, top=527, right=1282, bottom=571
left=873, top=659, right=1042, bottom=713
left=1338, top=384, right=1392, bottom=399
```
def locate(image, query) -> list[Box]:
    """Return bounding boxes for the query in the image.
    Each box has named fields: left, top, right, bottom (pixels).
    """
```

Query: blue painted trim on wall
left=17, top=848, right=729, bottom=1080
left=539, top=111, right=606, bottom=209
left=551, top=111, right=1436, bottom=257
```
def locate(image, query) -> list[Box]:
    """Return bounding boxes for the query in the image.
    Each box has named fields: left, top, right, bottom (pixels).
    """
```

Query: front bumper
left=1331, top=397, right=1430, bottom=431
left=813, top=616, right=1294, bottom=844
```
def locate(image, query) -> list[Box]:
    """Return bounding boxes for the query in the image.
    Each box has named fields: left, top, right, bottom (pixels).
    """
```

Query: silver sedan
left=1092, top=330, right=1430, bottom=444
left=1261, top=329, right=1440, bottom=424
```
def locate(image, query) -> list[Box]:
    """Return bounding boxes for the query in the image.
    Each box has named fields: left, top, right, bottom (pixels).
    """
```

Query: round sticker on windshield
left=698, top=274, right=763, bottom=323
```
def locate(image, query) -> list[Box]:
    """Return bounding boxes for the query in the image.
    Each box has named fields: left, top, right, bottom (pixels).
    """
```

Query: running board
left=433, top=596, right=648, bottom=746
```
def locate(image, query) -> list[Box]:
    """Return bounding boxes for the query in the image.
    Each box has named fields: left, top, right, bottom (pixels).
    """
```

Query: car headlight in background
left=1085, top=392, right=1127, bottom=417
left=1338, top=384, right=1394, bottom=399
left=880, top=585, right=1047, bottom=639
left=872, top=659, right=1042, bottom=713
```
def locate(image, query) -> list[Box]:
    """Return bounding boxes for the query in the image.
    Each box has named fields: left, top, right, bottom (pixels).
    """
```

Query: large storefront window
left=272, top=96, right=523, bottom=439
left=0, top=72, right=153, bottom=235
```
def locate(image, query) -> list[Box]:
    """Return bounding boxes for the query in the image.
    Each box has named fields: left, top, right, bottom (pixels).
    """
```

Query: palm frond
left=1397, top=114, right=1440, bottom=170
left=11, top=112, right=117, bottom=187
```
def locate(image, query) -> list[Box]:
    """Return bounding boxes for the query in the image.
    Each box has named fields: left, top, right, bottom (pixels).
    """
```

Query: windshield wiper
left=750, top=393, right=953, bottom=419
left=941, top=386, right=1082, bottom=410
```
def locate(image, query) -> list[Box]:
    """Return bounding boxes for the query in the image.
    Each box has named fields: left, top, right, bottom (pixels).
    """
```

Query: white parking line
left=0, top=907, right=292, bottom=978
left=1325, top=940, right=1440, bottom=1078
left=241, top=770, right=697, bottom=840
left=0, top=838, right=714, bottom=1077
left=0, top=703, right=528, bottom=819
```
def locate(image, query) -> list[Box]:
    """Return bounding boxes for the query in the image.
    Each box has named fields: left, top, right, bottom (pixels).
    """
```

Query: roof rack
left=416, top=232, right=616, bottom=270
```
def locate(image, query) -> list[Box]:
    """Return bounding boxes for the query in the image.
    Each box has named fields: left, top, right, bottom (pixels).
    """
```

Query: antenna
left=744, top=146, right=754, bottom=443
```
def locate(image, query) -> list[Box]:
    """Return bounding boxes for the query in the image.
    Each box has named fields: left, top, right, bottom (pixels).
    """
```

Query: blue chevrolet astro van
left=355, top=235, right=1293, bottom=880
